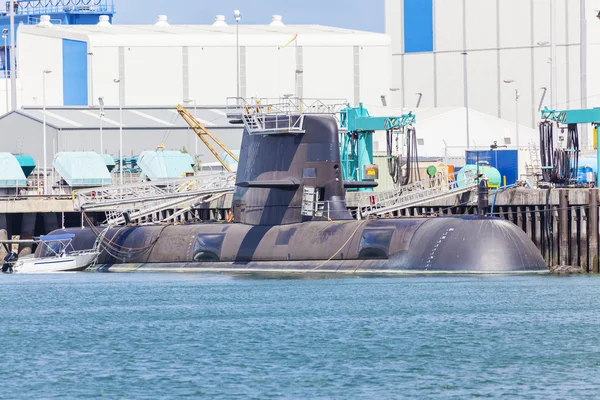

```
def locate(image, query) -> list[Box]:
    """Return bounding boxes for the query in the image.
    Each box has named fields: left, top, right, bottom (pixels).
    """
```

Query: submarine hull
left=52, top=216, right=547, bottom=273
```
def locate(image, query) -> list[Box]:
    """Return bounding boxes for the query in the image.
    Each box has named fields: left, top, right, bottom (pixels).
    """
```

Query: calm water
left=1, top=273, right=600, bottom=399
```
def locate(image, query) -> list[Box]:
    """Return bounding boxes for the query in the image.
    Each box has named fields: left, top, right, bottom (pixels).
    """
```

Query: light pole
left=113, top=79, right=123, bottom=190
left=536, top=41, right=552, bottom=110
left=234, top=9, right=241, bottom=102
left=88, top=52, right=94, bottom=106
left=503, top=79, right=519, bottom=149
left=42, top=70, right=52, bottom=195
left=183, top=98, right=198, bottom=159
left=2, top=29, right=7, bottom=114
left=9, top=0, right=15, bottom=111
left=462, top=52, right=470, bottom=149
left=98, top=96, right=105, bottom=154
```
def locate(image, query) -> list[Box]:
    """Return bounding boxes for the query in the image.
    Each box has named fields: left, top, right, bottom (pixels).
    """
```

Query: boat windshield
left=36, top=234, right=75, bottom=258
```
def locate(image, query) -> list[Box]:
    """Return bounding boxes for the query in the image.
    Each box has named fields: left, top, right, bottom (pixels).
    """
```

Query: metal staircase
left=73, top=174, right=236, bottom=225
left=358, top=170, right=478, bottom=219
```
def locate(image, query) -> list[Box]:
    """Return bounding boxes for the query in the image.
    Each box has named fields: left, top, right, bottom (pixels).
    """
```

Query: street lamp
left=461, top=51, right=470, bottom=149
left=503, top=79, right=520, bottom=149
left=98, top=96, right=105, bottom=154
left=113, top=78, right=123, bottom=190
left=536, top=41, right=553, bottom=110
left=2, top=28, right=7, bottom=114
left=234, top=9, right=241, bottom=102
left=87, top=52, right=94, bottom=106
left=183, top=98, right=198, bottom=158
left=42, top=70, right=52, bottom=195
left=415, top=92, right=422, bottom=108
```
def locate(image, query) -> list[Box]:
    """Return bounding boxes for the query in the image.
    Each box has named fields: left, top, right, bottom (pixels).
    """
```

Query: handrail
left=11, top=0, right=115, bottom=16
left=358, top=170, right=479, bottom=218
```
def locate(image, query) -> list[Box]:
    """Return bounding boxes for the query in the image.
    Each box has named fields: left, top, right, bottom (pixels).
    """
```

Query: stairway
left=358, top=170, right=478, bottom=219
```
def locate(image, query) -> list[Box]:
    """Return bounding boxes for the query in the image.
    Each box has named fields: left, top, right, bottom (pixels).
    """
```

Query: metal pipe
left=9, top=0, right=15, bottom=111
left=580, top=0, right=589, bottom=149
left=515, top=89, right=520, bottom=149
left=550, top=0, right=557, bottom=109
left=88, top=52, right=94, bottom=106
left=2, top=31, right=7, bottom=114
left=42, top=70, right=51, bottom=195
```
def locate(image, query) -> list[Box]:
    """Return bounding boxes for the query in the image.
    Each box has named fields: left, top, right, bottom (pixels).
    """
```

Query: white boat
left=8, top=234, right=99, bottom=274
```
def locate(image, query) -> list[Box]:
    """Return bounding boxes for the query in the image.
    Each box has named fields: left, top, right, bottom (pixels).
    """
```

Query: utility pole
left=9, top=0, right=16, bottom=111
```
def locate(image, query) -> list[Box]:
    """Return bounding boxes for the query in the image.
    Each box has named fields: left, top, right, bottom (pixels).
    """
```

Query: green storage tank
left=457, top=164, right=502, bottom=188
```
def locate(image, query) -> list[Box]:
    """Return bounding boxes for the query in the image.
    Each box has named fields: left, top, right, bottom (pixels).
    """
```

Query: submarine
left=49, top=113, right=547, bottom=273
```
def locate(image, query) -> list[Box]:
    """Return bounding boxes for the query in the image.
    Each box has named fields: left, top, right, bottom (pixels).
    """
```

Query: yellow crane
left=176, top=104, right=239, bottom=173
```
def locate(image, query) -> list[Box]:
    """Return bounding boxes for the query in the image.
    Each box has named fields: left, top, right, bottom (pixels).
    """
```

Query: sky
left=113, top=0, right=385, bottom=32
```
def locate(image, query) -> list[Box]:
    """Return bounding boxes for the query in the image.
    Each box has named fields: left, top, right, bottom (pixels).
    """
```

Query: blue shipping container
left=465, top=150, right=518, bottom=186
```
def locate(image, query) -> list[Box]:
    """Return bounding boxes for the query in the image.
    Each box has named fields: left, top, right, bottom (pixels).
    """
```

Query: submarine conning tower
left=233, top=113, right=362, bottom=225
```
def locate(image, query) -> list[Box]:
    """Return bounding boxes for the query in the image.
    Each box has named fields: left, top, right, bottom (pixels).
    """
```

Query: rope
left=305, top=219, right=367, bottom=273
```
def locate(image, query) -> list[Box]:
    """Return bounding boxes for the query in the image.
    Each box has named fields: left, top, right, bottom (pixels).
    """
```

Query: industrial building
left=385, top=0, right=596, bottom=148
left=0, top=105, right=242, bottom=165
left=15, top=14, right=391, bottom=109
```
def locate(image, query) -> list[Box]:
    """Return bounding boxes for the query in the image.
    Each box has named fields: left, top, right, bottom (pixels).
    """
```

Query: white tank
left=97, top=15, right=111, bottom=27
left=37, top=15, right=52, bottom=28
left=212, top=15, right=227, bottom=27
left=269, top=15, right=284, bottom=27
left=155, top=15, right=170, bottom=27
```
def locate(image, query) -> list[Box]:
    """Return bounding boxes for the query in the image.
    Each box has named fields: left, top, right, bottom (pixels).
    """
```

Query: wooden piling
left=559, top=190, right=569, bottom=266
left=581, top=206, right=588, bottom=272
left=571, top=206, right=578, bottom=267
left=552, top=206, right=559, bottom=267
left=590, top=189, right=599, bottom=273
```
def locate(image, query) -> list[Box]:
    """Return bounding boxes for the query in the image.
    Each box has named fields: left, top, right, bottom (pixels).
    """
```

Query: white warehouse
left=16, top=15, right=391, bottom=109
left=385, top=0, right=600, bottom=148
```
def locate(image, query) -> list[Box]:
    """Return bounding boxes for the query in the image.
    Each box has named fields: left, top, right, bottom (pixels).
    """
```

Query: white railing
left=358, top=170, right=478, bottom=219
left=226, top=97, right=348, bottom=135
left=73, top=173, right=236, bottom=211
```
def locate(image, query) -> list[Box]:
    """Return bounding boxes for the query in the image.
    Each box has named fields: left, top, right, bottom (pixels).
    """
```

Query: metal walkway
left=357, top=171, right=478, bottom=219
left=73, top=174, right=236, bottom=225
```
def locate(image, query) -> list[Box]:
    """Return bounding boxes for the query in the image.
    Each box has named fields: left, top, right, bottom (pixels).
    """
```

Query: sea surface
left=1, top=273, right=600, bottom=399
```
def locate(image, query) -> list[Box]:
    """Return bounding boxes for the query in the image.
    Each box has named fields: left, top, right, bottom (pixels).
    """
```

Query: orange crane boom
left=176, top=104, right=239, bottom=173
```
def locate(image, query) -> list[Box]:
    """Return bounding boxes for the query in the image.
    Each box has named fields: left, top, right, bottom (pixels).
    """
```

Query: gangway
left=74, top=174, right=235, bottom=225
left=358, top=170, right=478, bottom=219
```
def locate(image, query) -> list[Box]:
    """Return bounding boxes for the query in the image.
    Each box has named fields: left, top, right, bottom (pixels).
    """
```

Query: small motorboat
left=5, top=234, right=98, bottom=274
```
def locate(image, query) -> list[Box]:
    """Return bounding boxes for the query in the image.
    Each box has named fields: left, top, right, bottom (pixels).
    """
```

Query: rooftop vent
left=155, top=15, right=170, bottom=27
left=37, top=15, right=52, bottom=28
left=97, top=15, right=111, bottom=27
left=270, top=15, right=284, bottom=27
left=213, top=15, right=227, bottom=27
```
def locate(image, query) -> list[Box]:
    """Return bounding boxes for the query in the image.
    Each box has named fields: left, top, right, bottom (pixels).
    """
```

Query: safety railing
left=10, top=0, right=114, bottom=16
left=73, top=173, right=236, bottom=211
left=226, top=97, right=348, bottom=135
left=358, top=170, right=479, bottom=219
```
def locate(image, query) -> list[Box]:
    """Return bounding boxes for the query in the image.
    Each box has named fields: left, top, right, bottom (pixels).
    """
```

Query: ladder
left=528, top=141, right=543, bottom=176
left=358, top=170, right=478, bottom=219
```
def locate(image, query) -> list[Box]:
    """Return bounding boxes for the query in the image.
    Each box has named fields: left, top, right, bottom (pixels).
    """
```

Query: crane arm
left=176, top=104, right=239, bottom=173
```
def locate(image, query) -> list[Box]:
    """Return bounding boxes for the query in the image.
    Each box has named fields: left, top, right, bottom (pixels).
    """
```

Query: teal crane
left=339, top=103, right=416, bottom=191
left=541, top=107, right=597, bottom=185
